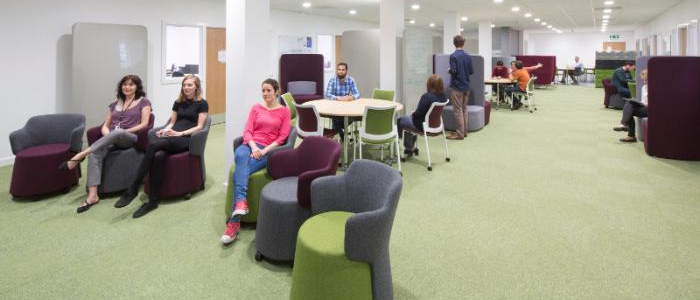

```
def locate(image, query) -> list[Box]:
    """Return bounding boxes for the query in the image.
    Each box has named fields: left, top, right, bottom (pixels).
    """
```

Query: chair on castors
left=293, top=102, right=338, bottom=139
left=254, top=136, right=341, bottom=262
left=400, top=101, right=450, bottom=171
left=511, top=76, right=537, bottom=113
left=290, top=159, right=403, bottom=300
left=224, top=127, right=297, bottom=223
left=85, top=114, right=154, bottom=194
left=356, top=106, right=401, bottom=172
left=9, top=114, right=85, bottom=198
left=371, top=89, right=395, bottom=101
left=143, top=116, right=211, bottom=199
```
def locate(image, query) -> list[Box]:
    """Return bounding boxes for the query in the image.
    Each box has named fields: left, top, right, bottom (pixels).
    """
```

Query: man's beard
left=338, top=74, right=346, bottom=79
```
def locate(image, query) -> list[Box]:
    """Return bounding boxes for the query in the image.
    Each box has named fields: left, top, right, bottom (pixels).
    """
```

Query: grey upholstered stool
left=255, top=176, right=312, bottom=262
left=636, top=117, right=647, bottom=141
left=466, top=105, right=485, bottom=132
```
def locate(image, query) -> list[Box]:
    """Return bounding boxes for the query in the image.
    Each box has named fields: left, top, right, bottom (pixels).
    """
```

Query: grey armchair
left=289, top=159, right=403, bottom=300
left=10, top=114, right=85, bottom=197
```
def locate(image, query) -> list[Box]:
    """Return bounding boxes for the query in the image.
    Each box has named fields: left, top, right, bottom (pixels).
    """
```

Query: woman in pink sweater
left=221, top=78, right=291, bottom=244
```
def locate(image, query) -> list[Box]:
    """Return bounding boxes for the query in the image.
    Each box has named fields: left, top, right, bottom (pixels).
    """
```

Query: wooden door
left=206, top=27, right=226, bottom=119
left=603, top=42, right=626, bottom=51
left=335, top=35, right=343, bottom=64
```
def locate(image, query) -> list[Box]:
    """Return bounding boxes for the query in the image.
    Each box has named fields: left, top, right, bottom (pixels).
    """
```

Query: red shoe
left=232, top=199, right=249, bottom=217
left=220, top=221, right=240, bottom=244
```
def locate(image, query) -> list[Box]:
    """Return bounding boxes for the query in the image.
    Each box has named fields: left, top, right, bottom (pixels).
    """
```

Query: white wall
left=635, top=0, right=700, bottom=42
left=0, top=1, right=377, bottom=166
left=524, top=30, right=635, bottom=69
left=0, top=0, right=225, bottom=166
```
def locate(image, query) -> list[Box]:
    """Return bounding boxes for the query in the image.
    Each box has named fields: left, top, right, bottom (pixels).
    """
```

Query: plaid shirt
left=325, top=75, right=360, bottom=100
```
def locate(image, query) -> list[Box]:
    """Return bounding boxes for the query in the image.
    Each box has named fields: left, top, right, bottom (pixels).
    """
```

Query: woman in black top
left=397, top=74, right=448, bottom=155
left=115, top=75, right=209, bottom=218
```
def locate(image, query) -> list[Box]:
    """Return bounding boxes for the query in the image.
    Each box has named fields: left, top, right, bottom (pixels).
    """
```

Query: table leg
left=343, top=116, right=349, bottom=170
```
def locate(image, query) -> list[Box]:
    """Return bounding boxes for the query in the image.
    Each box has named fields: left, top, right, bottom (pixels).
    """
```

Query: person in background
left=60, top=75, right=152, bottom=214
left=614, top=69, right=648, bottom=143
left=113, top=75, right=209, bottom=218
left=491, top=60, right=509, bottom=101
left=221, top=78, right=291, bottom=244
left=447, top=35, right=473, bottom=140
left=397, top=74, right=448, bottom=156
left=561, top=56, right=585, bottom=85
left=506, top=60, right=530, bottom=110
left=325, top=62, right=360, bottom=141
left=612, top=61, right=636, bottom=98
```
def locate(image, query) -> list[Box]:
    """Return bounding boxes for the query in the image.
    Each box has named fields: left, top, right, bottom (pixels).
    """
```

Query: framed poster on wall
left=162, top=23, right=203, bottom=84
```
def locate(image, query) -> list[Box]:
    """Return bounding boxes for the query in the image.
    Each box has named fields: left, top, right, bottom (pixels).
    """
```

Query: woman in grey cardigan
left=59, top=75, right=152, bottom=213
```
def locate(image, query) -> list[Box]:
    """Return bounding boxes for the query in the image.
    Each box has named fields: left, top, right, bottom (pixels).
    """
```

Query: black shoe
left=619, top=136, right=637, bottom=143
left=114, top=189, right=137, bottom=208
left=133, top=202, right=158, bottom=218
left=613, top=125, right=629, bottom=132
left=76, top=200, right=98, bottom=214
left=512, top=102, right=523, bottom=110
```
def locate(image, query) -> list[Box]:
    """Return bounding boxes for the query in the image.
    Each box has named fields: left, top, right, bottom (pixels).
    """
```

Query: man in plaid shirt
left=325, top=62, right=360, bottom=140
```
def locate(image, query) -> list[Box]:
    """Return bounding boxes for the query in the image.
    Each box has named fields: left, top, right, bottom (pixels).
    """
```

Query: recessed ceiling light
left=603, top=15, right=610, bottom=19
left=511, top=6, right=520, bottom=12
left=604, top=1, right=614, bottom=5
left=534, top=18, right=541, bottom=22
left=542, top=22, right=547, bottom=25
left=524, top=13, right=532, bottom=18
left=409, top=19, right=416, bottom=24
left=302, top=2, right=311, bottom=8
left=494, top=0, right=503, bottom=3
left=429, top=23, right=435, bottom=27
left=603, top=9, right=612, bottom=13
left=547, top=25, right=552, bottom=28
left=601, top=29, right=607, bottom=32
left=349, top=10, right=357, bottom=15
left=411, top=4, right=420, bottom=10
left=461, top=16, right=468, bottom=21
left=491, top=24, right=496, bottom=28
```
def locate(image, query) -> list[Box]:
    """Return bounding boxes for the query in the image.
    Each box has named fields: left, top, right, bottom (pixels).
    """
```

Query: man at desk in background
left=612, top=61, right=635, bottom=98
left=325, top=62, right=361, bottom=141
left=561, top=56, right=584, bottom=84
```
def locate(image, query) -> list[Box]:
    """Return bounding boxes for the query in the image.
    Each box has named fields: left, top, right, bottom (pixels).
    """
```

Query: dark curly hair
left=116, top=75, right=146, bottom=101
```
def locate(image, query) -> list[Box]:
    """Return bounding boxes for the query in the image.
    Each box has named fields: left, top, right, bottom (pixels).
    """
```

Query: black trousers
left=621, top=102, right=648, bottom=137
left=129, top=136, right=190, bottom=203
left=331, top=117, right=356, bottom=140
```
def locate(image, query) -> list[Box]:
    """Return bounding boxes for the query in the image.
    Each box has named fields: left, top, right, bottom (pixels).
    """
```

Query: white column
left=443, top=12, right=459, bottom=54
left=478, top=21, right=492, bottom=81
left=225, top=0, right=271, bottom=173
left=379, top=0, right=404, bottom=92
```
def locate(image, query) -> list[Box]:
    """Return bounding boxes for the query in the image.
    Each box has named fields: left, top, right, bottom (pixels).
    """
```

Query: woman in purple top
left=60, top=75, right=152, bottom=213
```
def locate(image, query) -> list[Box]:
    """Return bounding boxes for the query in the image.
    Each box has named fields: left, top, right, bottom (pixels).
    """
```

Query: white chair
left=293, top=102, right=338, bottom=139
left=400, top=101, right=450, bottom=171
left=512, top=76, right=537, bottom=113
left=357, top=106, right=401, bottom=173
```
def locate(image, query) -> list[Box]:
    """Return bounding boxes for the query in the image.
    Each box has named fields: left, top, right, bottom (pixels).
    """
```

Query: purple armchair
left=644, top=57, right=700, bottom=160
left=9, top=114, right=85, bottom=197
left=602, top=78, right=625, bottom=109
left=254, top=136, right=342, bottom=262
left=516, top=55, right=556, bottom=85
left=144, top=116, right=211, bottom=199
left=280, top=54, right=324, bottom=104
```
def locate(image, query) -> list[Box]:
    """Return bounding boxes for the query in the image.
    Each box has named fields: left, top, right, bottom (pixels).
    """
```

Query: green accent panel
left=371, top=89, right=395, bottom=101
left=224, top=164, right=273, bottom=223
left=595, top=69, right=615, bottom=88
left=629, top=82, right=637, bottom=99
left=290, top=211, right=373, bottom=300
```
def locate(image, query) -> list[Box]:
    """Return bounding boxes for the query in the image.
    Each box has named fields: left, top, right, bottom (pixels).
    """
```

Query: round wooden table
left=305, top=98, right=404, bottom=168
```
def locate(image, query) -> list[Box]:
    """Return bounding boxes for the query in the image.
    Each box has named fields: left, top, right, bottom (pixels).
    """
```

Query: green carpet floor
left=1, top=85, right=699, bottom=300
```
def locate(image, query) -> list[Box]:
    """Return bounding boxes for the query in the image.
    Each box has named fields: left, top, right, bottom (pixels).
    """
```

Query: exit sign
left=609, top=34, right=620, bottom=40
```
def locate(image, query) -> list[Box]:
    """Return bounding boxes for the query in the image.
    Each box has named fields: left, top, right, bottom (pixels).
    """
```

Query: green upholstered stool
left=290, top=211, right=372, bottom=300
left=629, top=82, right=637, bottom=99
left=224, top=164, right=273, bottom=223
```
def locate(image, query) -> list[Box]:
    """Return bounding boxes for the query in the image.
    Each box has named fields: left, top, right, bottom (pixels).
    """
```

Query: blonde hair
left=176, top=75, right=203, bottom=102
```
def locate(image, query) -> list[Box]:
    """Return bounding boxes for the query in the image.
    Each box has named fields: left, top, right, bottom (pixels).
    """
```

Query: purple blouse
left=108, top=97, right=152, bottom=130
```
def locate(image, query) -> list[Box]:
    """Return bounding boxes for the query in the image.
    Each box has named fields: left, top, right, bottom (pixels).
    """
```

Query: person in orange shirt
left=506, top=60, right=530, bottom=110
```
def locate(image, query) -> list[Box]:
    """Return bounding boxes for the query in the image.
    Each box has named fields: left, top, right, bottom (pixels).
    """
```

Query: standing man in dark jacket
left=612, top=61, right=635, bottom=98
left=447, top=35, right=474, bottom=140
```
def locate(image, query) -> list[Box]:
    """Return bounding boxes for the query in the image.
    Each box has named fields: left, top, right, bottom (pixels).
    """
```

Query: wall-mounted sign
left=609, top=34, right=621, bottom=41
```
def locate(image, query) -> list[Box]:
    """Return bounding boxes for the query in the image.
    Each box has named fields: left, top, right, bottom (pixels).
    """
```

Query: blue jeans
left=230, top=143, right=268, bottom=221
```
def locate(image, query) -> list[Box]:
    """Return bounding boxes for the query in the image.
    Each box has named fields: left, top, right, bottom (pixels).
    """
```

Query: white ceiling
left=269, top=0, right=685, bottom=31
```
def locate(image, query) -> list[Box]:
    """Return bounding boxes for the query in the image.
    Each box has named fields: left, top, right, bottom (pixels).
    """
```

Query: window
left=162, top=24, right=203, bottom=84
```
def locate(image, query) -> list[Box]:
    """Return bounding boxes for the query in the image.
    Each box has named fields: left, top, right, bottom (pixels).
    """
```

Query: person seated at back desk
left=560, top=56, right=584, bottom=84
left=491, top=60, right=509, bottom=101
left=505, top=60, right=530, bottom=110
left=325, top=62, right=360, bottom=141
left=612, top=61, right=636, bottom=98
